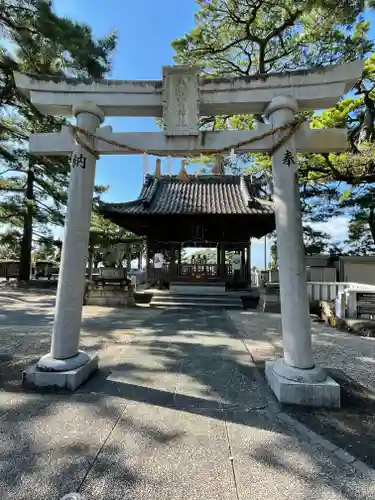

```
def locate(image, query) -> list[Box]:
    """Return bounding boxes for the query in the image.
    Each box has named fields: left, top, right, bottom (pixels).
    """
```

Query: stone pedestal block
left=265, top=361, right=341, bottom=407
left=85, top=281, right=135, bottom=307
left=22, top=353, right=98, bottom=390
left=99, top=267, right=127, bottom=280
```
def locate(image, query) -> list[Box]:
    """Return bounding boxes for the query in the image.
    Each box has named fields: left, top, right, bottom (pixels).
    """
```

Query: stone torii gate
left=16, top=61, right=363, bottom=405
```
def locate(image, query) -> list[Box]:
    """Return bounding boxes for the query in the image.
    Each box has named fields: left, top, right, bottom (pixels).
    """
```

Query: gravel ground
left=228, top=310, right=375, bottom=392
left=228, top=310, right=375, bottom=468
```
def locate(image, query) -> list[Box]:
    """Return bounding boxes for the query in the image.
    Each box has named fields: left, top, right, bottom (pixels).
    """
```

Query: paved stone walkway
left=0, top=292, right=374, bottom=499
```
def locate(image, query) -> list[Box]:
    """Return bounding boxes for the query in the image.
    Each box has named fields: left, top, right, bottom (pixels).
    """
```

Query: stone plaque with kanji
left=162, top=66, right=200, bottom=136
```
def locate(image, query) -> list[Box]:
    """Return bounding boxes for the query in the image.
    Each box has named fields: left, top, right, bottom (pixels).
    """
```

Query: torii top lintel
left=14, top=61, right=363, bottom=136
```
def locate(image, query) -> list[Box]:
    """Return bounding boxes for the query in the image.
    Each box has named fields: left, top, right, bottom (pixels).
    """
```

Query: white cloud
left=309, top=216, right=348, bottom=243
left=252, top=237, right=268, bottom=247
left=251, top=216, right=349, bottom=246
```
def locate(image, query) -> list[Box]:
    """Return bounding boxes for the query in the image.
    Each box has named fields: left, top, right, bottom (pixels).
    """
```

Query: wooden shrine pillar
left=177, top=245, right=182, bottom=275
left=170, top=245, right=177, bottom=278
left=126, top=247, right=132, bottom=271
left=241, top=248, right=246, bottom=278
left=145, top=240, right=150, bottom=279
left=246, top=241, right=251, bottom=281
left=220, top=245, right=226, bottom=279
left=216, top=245, right=221, bottom=277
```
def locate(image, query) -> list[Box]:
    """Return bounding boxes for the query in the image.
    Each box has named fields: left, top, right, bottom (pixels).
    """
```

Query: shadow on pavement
left=0, top=303, right=373, bottom=499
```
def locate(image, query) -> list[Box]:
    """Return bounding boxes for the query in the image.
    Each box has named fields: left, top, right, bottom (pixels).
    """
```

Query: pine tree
left=0, top=0, right=117, bottom=279
left=171, top=0, right=374, bottom=252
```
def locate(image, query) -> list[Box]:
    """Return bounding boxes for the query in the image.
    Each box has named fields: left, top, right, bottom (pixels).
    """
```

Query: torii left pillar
left=23, top=102, right=104, bottom=390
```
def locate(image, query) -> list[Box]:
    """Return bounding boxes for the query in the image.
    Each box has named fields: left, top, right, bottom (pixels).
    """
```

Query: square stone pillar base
left=22, top=354, right=98, bottom=391
left=265, top=361, right=341, bottom=407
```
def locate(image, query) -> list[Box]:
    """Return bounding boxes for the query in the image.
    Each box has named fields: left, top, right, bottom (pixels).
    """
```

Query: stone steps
left=150, top=291, right=244, bottom=309
left=169, top=282, right=226, bottom=295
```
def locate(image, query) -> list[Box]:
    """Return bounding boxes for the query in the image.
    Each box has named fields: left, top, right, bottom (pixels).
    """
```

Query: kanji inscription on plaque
left=162, top=66, right=200, bottom=136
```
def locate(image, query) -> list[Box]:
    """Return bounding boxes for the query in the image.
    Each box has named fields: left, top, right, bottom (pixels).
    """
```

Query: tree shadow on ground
left=230, top=310, right=375, bottom=469
left=0, top=296, right=159, bottom=391
left=0, top=300, right=373, bottom=499
left=76, top=308, right=374, bottom=500
left=0, top=390, right=185, bottom=500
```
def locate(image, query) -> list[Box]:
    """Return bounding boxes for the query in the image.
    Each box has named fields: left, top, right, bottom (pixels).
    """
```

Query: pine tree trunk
left=19, top=165, right=34, bottom=281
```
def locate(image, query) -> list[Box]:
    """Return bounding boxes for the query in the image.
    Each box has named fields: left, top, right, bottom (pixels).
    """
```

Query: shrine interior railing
left=180, top=264, right=221, bottom=277
left=147, top=263, right=246, bottom=280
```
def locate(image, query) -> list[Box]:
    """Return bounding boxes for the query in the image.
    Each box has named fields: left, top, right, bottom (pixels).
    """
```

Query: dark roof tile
left=100, top=174, right=274, bottom=216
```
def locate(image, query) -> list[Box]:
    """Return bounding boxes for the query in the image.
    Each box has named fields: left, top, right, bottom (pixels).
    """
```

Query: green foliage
left=183, top=247, right=233, bottom=264
left=172, top=0, right=370, bottom=74
left=32, top=238, right=61, bottom=262
left=0, top=229, right=22, bottom=259
left=297, top=54, right=375, bottom=253
left=89, top=212, right=144, bottom=265
left=270, top=241, right=277, bottom=269
left=172, top=0, right=375, bottom=253
left=0, top=0, right=117, bottom=277
left=0, top=0, right=117, bottom=79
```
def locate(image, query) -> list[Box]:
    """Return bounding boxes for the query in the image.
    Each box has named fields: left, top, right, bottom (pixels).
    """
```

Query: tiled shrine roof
left=100, top=174, right=274, bottom=217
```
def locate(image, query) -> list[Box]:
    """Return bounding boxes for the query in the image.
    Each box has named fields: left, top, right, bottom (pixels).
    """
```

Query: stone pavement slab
left=82, top=308, right=269, bottom=411
left=226, top=410, right=375, bottom=500
left=0, top=290, right=161, bottom=391
left=227, top=309, right=375, bottom=472
left=80, top=402, right=237, bottom=500
left=0, top=292, right=374, bottom=499
left=0, top=392, right=126, bottom=500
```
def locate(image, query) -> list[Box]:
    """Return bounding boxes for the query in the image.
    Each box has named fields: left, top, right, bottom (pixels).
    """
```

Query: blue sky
left=50, top=0, right=366, bottom=267
left=53, top=0, right=198, bottom=202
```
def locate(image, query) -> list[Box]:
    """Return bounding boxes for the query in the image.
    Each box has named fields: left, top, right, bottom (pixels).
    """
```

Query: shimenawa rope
left=68, top=118, right=305, bottom=161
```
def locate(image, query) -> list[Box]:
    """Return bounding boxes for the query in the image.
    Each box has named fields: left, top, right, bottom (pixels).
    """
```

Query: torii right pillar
left=264, top=96, right=339, bottom=407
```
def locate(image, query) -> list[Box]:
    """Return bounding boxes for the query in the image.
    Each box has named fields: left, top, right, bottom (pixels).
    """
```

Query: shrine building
left=99, top=167, right=275, bottom=288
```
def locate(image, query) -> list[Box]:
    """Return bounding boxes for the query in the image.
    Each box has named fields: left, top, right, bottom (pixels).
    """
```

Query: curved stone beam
left=14, top=60, right=363, bottom=117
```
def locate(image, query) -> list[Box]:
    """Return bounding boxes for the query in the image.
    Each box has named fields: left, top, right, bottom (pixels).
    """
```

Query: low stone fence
left=306, top=282, right=375, bottom=302
left=258, top=281, right=375, bottom=315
